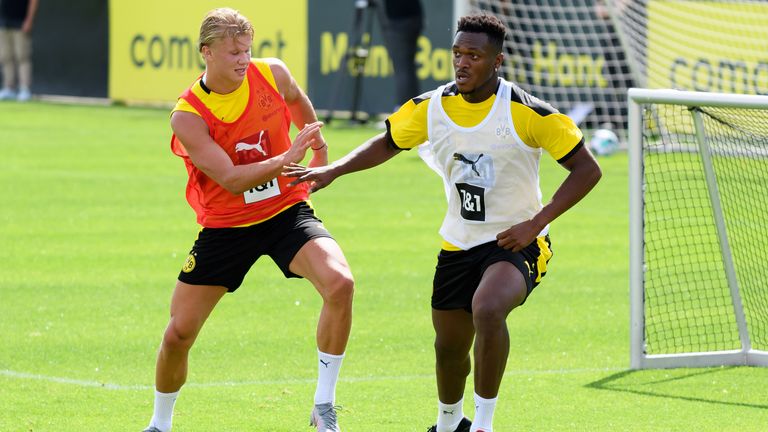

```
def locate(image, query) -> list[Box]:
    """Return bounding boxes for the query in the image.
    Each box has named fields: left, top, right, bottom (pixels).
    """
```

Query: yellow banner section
left=646, top=1, right=768, bottom=95
left=109, top=1, right=307, bottom=104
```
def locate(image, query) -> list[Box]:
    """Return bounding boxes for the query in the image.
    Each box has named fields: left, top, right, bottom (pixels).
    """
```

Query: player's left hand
left=496, top=220, right=539, bottom=252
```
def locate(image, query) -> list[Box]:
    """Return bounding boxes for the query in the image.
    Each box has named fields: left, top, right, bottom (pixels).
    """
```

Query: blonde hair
left=198, top=8, right=254, bottom=52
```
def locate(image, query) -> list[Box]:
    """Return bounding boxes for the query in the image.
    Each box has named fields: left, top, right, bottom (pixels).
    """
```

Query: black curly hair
left=456, top=14, right=506, bottom=53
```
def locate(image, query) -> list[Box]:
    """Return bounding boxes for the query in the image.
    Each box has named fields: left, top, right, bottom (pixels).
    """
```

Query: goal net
left=460, top=0, right=768, bottom=133
left=629, top=88, right=768, bottom=369
left=461, top=0, right=634, bottom=131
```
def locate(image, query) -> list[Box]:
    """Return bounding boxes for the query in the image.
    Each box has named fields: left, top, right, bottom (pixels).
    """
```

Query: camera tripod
left=324, top=0, right=383, bottom=124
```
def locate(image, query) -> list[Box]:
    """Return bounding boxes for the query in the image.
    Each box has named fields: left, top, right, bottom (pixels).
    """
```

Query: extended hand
left=283, top=162, right=336, bottom=193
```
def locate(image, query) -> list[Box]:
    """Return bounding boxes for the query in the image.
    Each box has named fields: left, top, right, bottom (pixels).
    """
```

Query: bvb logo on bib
left=182, top=253, right=196, bottom=273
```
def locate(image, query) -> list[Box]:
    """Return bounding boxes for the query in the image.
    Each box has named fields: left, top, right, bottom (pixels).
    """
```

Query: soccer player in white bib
left=286, top=13, right=601, bottom=432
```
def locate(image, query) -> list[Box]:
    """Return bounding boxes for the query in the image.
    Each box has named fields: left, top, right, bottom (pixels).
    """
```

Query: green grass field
left=1, top=101, right=766, bottom=431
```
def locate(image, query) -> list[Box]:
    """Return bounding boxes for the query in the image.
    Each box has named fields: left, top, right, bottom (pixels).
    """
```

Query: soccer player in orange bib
left=143, top=8, right=352, bottom=432
left=286, top=14, right=601, bottom=432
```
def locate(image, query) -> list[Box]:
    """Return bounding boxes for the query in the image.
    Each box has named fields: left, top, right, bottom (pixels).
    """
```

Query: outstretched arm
left=269, top=58, right=328, bottom=168
left=496, top=145, right=602, bottom=251
left=284, top=132, right=402, bottom=192
left=171, top=111, right=323, bottom=195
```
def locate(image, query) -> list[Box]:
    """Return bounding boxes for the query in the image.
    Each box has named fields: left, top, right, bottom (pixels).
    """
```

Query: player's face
left=202, top=34, right=253, bottom=87
left=452, top=31, right=502, bottom=102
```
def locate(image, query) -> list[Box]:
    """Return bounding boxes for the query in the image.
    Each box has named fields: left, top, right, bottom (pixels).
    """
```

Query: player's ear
left=201, top=45, right=212, bottom=61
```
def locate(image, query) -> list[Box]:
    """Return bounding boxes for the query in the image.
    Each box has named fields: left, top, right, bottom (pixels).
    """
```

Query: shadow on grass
left=585, top=367, right=768, bottom=409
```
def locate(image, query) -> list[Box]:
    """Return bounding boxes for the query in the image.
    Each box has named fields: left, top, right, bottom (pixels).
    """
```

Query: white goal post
left=629, top=88, right=768, bottom=369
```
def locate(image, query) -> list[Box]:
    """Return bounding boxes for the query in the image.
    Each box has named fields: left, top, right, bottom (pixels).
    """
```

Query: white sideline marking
left=0, top=369, right=149, bottom=390
left=1, top=367, right=623, bottom=391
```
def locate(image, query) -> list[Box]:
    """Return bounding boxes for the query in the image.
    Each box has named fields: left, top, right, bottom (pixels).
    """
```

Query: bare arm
left=22, top=0, right=38, bottom=33
left=496, top=145, right=602, bottom=251
left=284, top=132, right=402, bottom=192
left=171, top=111, right=322, bottom=195
left=268, top=58, right=328, bottom=168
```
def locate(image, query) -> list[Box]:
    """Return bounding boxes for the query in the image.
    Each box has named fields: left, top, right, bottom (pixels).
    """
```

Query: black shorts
left=431, top=236, right=552, bottom=312
left=177, top=202, right=333, bottom=292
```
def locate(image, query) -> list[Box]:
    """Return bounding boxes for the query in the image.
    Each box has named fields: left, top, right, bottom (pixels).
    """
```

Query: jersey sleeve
left=508, top=83, right=584, bottom=162
left=385, top=91, right=433, bottom=150
left=528, top=110, right=584, bottom=162
left=171, top=78, right=203, bottom=117
left=252, top=59, right=279, bottom=92
left=172, top=97, right=199, bottom=116
left=511, top=103, right=583, bottom=162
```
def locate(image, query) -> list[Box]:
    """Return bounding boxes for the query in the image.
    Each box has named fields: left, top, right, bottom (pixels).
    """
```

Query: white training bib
left=423, top=80, right=547, bottom=250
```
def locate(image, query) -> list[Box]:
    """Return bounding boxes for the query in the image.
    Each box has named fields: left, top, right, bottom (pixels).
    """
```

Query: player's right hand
left=282, top=162, right=336, bottom=193
left=285, top=121, right=324, bottom=164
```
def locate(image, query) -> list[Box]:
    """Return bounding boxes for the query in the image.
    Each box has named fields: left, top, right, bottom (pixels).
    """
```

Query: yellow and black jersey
left=172, top=59, right=279, bottom=122
left=386, top=81, right=584, bottom=162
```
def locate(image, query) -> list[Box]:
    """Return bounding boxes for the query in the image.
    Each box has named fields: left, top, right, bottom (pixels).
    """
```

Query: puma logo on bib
left=235, top=130, right=271, bottom=164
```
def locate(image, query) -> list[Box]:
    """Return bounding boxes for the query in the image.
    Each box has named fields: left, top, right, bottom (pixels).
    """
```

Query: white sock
left=471, top=393, right=497, bottom=432
left=436, top=398, right=464, bottom=432
left=148, top=389, right=179, bottom=432
left=314, top=350, right=344, bottom=405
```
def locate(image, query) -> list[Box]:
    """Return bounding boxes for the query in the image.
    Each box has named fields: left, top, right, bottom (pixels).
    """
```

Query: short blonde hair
left=198, top=8, right=254, bottom=52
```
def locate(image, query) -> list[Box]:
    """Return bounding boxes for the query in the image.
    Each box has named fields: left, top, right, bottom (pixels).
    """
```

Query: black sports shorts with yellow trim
left=178, top=201, right=333, bottom=292
left=431, top=235, right=552, bottom=312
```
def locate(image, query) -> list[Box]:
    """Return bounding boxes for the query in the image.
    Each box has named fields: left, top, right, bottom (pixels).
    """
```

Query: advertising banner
left=109, top=1, right=307, bottom=104
left=29, top=1, right=108, bottom=97
left=308, top=0, right=454, bottom=117
left=646, top=0, right=768, bottom=95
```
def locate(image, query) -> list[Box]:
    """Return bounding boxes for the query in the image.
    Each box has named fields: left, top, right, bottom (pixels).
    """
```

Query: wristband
left=311, top=143, right=327, bottom=151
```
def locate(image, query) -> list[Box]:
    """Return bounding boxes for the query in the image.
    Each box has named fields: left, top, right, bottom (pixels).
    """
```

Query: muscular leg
left=290, top=236, right=353, bottom=417
left=471, top=261, right=527, bottom=398
left=432, top=308, right=475, bottom=404
left=155, top=281, right=228, bottom=392
left=289, top=237, right=354, bottom=355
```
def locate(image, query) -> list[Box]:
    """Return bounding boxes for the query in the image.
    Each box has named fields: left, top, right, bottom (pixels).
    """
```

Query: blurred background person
left=380, top=0, right=423, bottom=109
left=0, top=0, right=38, bottom=101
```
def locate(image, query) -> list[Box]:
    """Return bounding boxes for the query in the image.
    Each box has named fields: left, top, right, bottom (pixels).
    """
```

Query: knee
left=434, top=337, right=469, bottom=362
left=161, top=320, right=197, bottom=352
left=434, top=340, right=471, bottom=375
left=320, top=271, right=354, bottom=306
left=471, top=302, right=508, bottom=332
